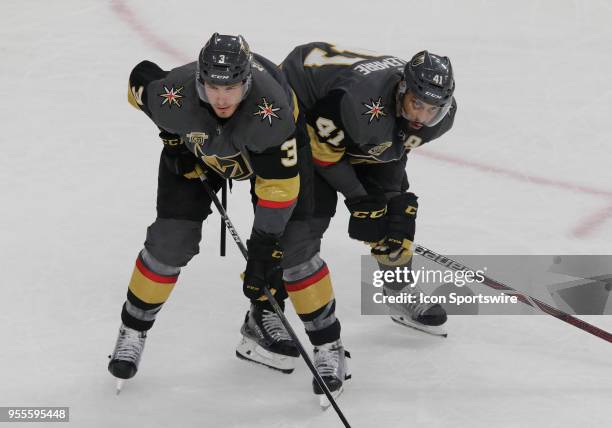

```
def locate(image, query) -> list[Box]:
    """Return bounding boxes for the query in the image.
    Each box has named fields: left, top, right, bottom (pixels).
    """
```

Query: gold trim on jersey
left=255, top=175, right=300, bottom=203
left=307, top=125, right=345, bottom=164
left=304, top=45, right=382, bottom=68
left=347, top=149, right=405, bottom=164
left=127, top=83, right=144, bottom=110
left=349, top=158, right=386, bottom=165
left=291, top=89, right=299, bottom=123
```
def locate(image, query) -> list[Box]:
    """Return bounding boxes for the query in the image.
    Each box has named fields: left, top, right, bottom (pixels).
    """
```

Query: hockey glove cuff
left=371, top=192, right=418, bottom=267
left=159, top=131, right=199, bottom=179
left=243, top=234, right=287, bottom=301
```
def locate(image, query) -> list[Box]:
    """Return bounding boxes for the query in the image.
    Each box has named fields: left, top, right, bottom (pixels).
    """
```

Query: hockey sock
left=285, top=255, right=341, bottom=346
left=121, top=249, right=180, bottom=331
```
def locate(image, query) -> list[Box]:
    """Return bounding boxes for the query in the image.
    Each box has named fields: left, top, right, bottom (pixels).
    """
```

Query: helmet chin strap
left=395, top=81, right=407, bottom=119
left=396, top=81, right=414, bottom=122
left=397, top=80, right=408, bottom=97
left=240, top=74, right=253, bottom=100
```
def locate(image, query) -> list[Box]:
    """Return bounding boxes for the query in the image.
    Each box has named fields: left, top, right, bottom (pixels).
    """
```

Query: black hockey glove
left=371, top=192, right=418, bottom=266
left=344, top=194, right=388, bottom=243
left=159, top=131, right=199, bottom=179
left=243, top=233, right=287, bottom=301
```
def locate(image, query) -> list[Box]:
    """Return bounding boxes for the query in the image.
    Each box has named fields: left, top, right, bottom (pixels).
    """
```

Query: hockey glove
left=371, top=192, right=418, bottom=266
left=344, top=194, right=388, bottom=243
left=159, top=131, right=199, bottom=179
left=243, top=233, right=287, bottom=301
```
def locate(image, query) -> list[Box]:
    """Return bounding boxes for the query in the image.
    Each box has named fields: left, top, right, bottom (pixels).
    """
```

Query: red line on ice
left=110, top=0, right=189, bottom=63
left=571, top=203, right=612, bottom=238
left=413, top=150, right=612, bottom=237
left=413, top=149, right=612, bottom=199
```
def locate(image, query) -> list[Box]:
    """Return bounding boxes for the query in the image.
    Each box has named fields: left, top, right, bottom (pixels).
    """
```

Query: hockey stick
left=220, top=179, right=227, bottom=256
left=198, top=172, right=352, bottom=428
left=413, top=245, right=612, bottom=343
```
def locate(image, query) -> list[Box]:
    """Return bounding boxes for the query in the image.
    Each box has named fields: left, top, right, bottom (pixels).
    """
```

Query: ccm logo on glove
left=351, top=208, right=387, bottom=219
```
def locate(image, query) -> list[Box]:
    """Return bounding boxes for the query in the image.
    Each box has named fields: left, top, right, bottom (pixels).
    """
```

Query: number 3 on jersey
left=315, top=117, right=345, bottom=146
left=281, top=139, right=298, bottom=167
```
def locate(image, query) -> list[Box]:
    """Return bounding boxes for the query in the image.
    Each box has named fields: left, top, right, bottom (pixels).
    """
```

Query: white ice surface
left=0, top=1, right=611, bottom=427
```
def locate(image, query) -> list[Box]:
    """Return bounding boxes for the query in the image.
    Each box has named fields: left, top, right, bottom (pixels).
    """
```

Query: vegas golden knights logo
left=201, top=152, right=253, bottom=180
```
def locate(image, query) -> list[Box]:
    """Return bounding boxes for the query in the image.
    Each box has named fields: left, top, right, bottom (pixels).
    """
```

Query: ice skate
left=108, top=324, right=147, bottom=394
left=312, top=339, right=351, bottom=410
left=236, top=304, right=299, bottom=373
left=384, top=287, right=448, bottom=337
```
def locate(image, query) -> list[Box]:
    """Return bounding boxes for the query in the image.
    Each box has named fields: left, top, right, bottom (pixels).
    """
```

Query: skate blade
left=235, top=337, right=296, bottom=374
left=317, top=372, right=351, bottom=410
left=390, top=315, right=448, bottom=337
left=115, top=379, right=125, bottom=395
left=318, top=387, right=344, bottom=410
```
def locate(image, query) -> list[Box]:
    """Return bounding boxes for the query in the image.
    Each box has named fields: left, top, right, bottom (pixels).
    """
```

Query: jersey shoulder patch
left=127, top=60, right=169, bottom=116
left=340, top=70, right=400, bottom=146
left=142, top=62, right=200, bottom=133
left=236, top=58, right=296, bottom=153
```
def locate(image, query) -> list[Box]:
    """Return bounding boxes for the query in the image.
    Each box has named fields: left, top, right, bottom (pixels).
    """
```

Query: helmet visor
left=195, top=75, right=251, bottom=104
left=400, top=90, right=452, bottom=127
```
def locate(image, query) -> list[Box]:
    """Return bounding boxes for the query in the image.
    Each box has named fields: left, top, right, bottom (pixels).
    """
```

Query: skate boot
left=108, top=324, right=147, bottom=394
left=384, top=286, right=448, bottom=337
left=312, top=339, right=351, bottom=409
left=236, top=304, right=299, bottom=373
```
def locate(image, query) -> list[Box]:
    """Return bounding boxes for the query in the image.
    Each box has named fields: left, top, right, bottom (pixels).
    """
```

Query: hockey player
left=279, top=43, right=457, bottom=373
left=108, top=33, right=310, bottom=390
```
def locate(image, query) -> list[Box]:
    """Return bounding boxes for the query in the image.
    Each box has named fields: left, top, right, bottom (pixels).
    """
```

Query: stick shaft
left=200, top=175, right=351, bottom=427
left=413, top=245, right=612, bottom=343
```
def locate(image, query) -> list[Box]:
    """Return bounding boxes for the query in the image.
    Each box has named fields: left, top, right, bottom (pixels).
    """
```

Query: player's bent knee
left=281, top=221, right=320, bottom=268
left=281, top=217, right=332, bottom=268
left=310, top=216, right=332, bottom=238
left=144, top=218, right=203, bottom=267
